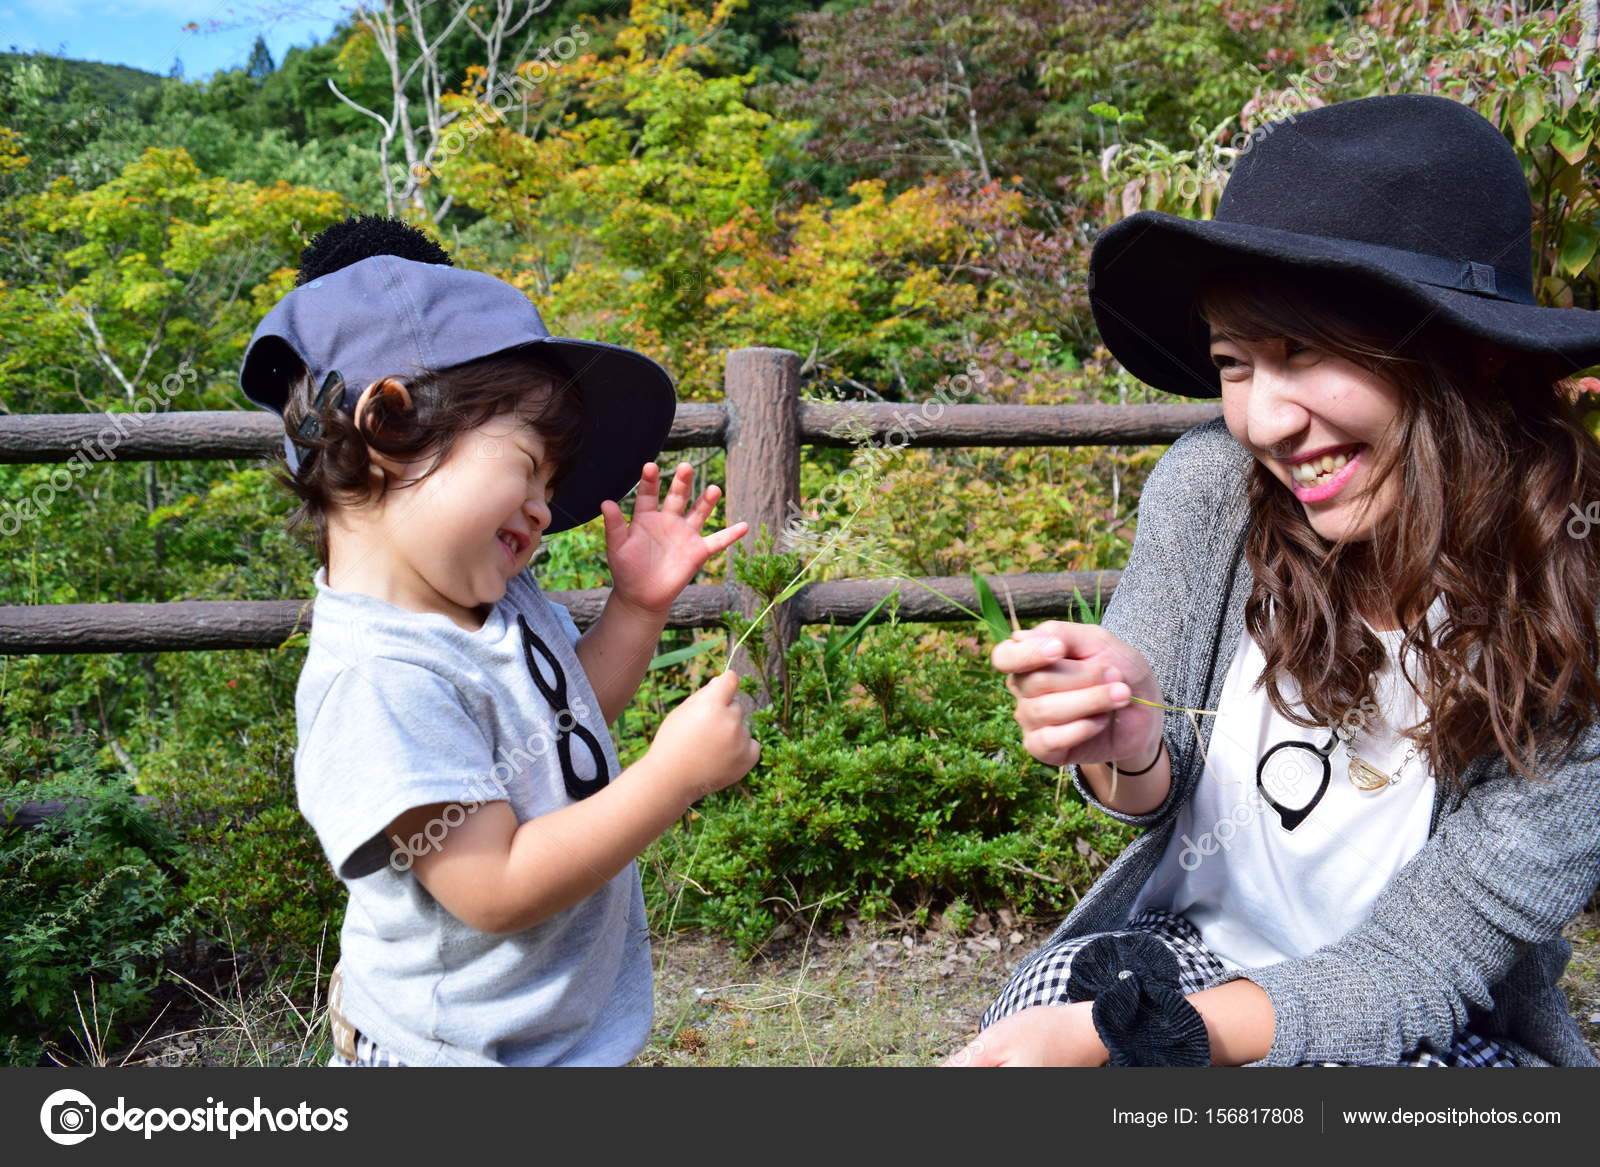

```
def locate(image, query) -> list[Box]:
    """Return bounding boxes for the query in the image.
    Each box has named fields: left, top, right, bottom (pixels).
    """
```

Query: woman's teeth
left=1292, top=450, right=1355, bottom=484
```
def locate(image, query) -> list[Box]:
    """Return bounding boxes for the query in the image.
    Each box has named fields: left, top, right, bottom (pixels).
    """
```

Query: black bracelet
left=1115, top=736, right=1165, bottom=776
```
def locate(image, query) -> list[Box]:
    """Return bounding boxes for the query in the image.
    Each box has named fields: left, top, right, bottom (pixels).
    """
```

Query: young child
left=948, top=95, right=1600, bottom=1067
left=239, top=215, right=759, bottom=1066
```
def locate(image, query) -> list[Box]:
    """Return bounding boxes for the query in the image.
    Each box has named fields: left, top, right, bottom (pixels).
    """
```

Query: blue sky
left=0, top=1, right=349, bottom=80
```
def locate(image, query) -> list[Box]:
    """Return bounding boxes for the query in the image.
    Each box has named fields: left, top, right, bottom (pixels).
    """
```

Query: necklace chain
left=1333, top=720, right=1419, bottom=790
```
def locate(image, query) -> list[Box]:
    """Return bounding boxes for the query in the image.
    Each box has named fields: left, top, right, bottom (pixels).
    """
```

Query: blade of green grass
left=648, top=637, right=723, bottom=670
left=824, top=588, right=899, bottom=671
left=970, top=570, right=1014, bottom=644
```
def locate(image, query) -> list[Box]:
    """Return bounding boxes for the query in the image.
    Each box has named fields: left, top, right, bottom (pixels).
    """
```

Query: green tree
left=245, top=34, right=276, bottom=82
left=439, top=0, right=1090, bottom=397
left=0, top=145, right=343, bottom=407
left=1094, top=1, right=1600, bottom=312
left=0, top=55, right=146, bottom=198
left=0, top=146, right=344, bottom=753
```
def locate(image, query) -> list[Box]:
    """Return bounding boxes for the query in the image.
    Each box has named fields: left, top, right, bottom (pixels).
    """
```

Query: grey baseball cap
left=238, top=253, right=676, bottom=534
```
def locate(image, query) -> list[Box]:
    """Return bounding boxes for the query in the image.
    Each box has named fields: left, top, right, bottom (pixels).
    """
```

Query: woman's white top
left=1129, top=596, right=1445, bottom=970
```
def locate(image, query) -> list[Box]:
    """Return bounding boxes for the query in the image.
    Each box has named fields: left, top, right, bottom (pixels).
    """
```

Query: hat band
left=1242, top=231, right=1531, bottom=304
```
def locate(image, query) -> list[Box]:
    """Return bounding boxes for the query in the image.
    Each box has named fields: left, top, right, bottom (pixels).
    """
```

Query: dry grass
left=55, top=910, right=1600, bottom=1068
left=636, top=909, right=1052, bottom=1067
left=1561, top=910, right=1600, bottom=1056
left=47, top=919, right=336, bottom=1069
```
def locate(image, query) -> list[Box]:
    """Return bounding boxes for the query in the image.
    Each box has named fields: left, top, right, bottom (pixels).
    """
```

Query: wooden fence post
left=722, top=347, right=801, bottom=704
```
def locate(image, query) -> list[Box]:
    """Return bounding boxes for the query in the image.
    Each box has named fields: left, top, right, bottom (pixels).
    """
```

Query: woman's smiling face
left=1211, top=329, right=1405, bottom=544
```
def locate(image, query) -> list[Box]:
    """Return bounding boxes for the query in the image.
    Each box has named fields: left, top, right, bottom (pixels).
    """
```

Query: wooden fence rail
left=0, top=347, right=1221, bottom=675
left=0, top=403, right=1216, bottom=462
left=0, top=572, right=1120, bottom=654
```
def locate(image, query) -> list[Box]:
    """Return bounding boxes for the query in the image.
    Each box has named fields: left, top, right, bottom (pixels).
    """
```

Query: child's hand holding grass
left=601, top=461, right=749, bottom=616
left=643, top=670, right=761, bottom=805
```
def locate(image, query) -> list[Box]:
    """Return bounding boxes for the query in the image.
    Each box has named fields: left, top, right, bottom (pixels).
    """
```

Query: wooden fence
left=0, top=347, right=1220, bottom=678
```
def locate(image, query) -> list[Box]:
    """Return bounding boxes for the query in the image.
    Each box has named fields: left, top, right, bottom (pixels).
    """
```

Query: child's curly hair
left=273, top=350, right=585, bottom=570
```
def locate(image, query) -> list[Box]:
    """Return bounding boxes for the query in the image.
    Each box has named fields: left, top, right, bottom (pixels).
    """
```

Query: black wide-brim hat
left=1090, top=93, right=1600, bottom=399
left=240, top=255, right=675, bottom=535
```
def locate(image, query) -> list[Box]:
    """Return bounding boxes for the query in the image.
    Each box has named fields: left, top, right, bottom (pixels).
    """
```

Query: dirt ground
left=1558, top=910, right=1600, bottom=1055
left=636, top=908, right=1600, bottom=1067
left=636, top=908, right=1049, bottom=1067
left=70, top=907, right=1600, bottom=1069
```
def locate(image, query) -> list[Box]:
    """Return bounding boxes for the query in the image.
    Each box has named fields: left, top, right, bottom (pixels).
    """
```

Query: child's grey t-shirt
left=294, top=563, right=651, bottom=1066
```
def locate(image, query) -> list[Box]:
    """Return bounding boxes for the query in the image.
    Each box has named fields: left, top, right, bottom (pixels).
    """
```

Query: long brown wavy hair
left=273, top=348, right=585, bottom=571
left=1197, top=265, right=1600, bottom=792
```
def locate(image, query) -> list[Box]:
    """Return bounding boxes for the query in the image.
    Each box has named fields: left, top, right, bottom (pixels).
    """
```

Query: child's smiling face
left=328, top=403, right=561, bottom=631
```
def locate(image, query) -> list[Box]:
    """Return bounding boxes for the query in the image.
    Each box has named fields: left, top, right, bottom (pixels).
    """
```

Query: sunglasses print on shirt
left=1255, top=731, right=1338, bottom=831
left=516, top=612, right=611, bottom=801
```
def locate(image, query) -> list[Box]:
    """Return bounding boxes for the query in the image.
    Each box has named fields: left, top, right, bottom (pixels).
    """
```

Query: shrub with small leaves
left=642, top=615, right=1134, bottom=954
left=0, top=729, right=202, bottom=1065
left=137, top=707, right=344, bottom=963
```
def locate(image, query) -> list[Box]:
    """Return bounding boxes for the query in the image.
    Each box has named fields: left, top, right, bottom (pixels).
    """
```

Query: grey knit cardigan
left=1038, top=415, right=1600, bottom=1067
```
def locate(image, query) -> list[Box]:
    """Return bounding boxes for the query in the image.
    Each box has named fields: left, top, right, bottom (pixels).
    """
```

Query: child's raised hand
left=601, top=461, right=749, bottom=617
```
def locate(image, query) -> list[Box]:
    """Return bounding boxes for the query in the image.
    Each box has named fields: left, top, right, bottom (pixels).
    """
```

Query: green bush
left=642, top=612, right=1135, bottom=954
left=0, top=728, right=202, bottom=1065
left=136, top=688, right=345, bottom=964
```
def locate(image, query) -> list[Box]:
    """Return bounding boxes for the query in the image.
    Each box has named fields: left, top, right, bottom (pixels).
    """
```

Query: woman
left=947, top=94, right=1600, bottom=1067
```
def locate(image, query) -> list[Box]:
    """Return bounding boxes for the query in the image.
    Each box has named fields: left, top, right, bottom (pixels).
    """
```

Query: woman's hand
left=991, top=621, right=1164, bottom=769
left=602, top=461, right=748, bottom=617
left=942, top=1003, right=1108, bottom=1066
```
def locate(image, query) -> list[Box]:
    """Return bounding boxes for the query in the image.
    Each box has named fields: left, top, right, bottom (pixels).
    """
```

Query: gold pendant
left=1347, top=756, right=1392, bottom=790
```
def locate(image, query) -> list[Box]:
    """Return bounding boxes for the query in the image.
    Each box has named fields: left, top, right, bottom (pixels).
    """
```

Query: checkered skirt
left=982, top=908, right=1517, bottom=1067
left=326, top=1028, right=409, bottom=1067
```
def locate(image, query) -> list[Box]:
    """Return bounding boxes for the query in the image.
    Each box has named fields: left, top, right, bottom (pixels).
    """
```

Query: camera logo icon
left=39, top=1088, right=97, bottom=1145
